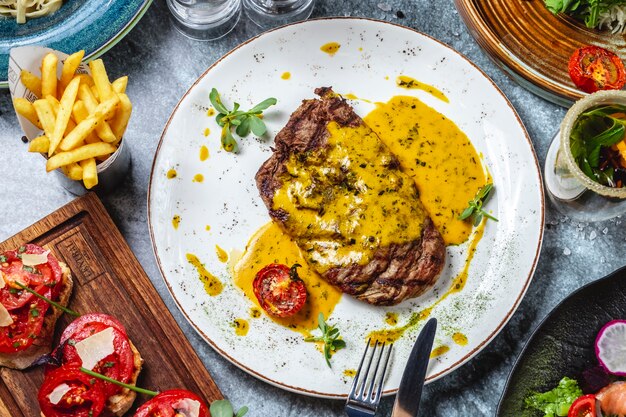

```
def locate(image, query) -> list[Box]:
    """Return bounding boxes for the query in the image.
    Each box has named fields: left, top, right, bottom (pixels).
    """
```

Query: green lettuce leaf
left=524, top=377, right=583, bottom=417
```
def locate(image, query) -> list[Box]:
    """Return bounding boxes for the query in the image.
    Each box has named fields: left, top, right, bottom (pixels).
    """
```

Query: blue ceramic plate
left=0, top=0, right=152, bottom=88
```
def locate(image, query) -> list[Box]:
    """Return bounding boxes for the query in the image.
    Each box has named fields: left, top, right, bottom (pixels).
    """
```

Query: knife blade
left=390, top=317, right=437, bottom=417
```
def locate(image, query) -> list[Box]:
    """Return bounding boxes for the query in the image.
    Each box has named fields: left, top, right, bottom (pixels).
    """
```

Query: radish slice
left=595, top=320, right=626, bottom=376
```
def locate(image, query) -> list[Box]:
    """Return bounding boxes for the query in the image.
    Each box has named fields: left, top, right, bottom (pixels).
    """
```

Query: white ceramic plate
left=148, top=18, right=544, bottom=398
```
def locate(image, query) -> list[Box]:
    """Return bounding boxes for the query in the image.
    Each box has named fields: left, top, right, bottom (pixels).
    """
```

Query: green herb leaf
left=210, top=400, right=234, bottom=417
left=235, top=406, right=249, bottom=417
left=209, top=88, right=229, bottom=114
left=250, top=97, right=278, bottom=113
left=524, top=377, right=582, bottom=417
left=0, top=255, right=6, bottom=263
left=304, top=313, right=346, bottom=368
left=249, top=116, right=267, bottom=136
left=235, top=116, right=251, bottom=137
left=30, top=307, right=39, bottom=317
left=209, top=89, right=277, bottom=152
left=458, top=183, right=498, bottom=225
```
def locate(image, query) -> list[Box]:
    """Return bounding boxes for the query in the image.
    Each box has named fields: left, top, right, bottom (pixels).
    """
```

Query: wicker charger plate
left=455, top=0, right=626, bottom=107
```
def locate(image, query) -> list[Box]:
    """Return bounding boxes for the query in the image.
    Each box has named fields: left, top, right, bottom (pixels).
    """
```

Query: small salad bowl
left=545, top=90, right=626, bottom=221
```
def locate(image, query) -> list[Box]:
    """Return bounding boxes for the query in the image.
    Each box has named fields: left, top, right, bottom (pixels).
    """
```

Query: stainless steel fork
left=345, top=339, right=393, bottom=417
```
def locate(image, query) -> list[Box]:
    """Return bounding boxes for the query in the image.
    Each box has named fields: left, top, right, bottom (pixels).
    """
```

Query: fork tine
left=373, top=343, right=393, bottom=403
left=365, top=342, right=386, bottom=401
left=357, top=340, right=378, bottom=400
left=348, top=338, right=371, bottom=399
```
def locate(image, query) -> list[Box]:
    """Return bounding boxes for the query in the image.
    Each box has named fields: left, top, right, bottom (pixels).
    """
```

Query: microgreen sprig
left=458, top=183, right=498, bottom=226
left=80, top=367, right=160, bottom=396
left=304, top=313, right=346, bottom=368
left=209, top=88, right=277, bottom=153
left=15, top=281, right=80, bottom=317
left=210, top=399, right=249, bottom=417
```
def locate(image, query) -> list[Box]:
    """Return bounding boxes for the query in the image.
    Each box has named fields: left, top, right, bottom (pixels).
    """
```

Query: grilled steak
left=255, top=87, right=445, bottom=306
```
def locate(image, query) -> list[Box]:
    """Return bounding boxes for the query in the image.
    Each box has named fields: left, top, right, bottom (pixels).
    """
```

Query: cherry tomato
left=253, top=263, right=307, bottom=317
left=0, top=244, right=63, bottom=310
left=0, top=295, right=49, bottom=353
left=38, top=365, right=106, bottom=417
left=133, top=389, right=210, bottom=417
left=568, top=394, right=598, bottom=417
left=569, top=46, right=626, bottom=93
left=55, top=313, right=134, bottom=398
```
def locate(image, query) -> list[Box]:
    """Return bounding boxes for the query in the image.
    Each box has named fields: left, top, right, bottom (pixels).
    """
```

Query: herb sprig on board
left=304, top=313, right=346, bottom=368
left=209, top=88, right=277, bottom=153
left=459, top=183, right=498, bottom=226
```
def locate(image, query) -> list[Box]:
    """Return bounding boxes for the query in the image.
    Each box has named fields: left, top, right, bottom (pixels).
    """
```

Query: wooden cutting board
left=0, top=192, right=222, bottom=416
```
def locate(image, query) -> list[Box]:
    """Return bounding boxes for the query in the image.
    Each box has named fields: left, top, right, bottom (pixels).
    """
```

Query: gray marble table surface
left=1, top=0, right=625, bottom=416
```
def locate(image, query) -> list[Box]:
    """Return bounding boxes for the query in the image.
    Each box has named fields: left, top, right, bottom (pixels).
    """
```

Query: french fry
left=90, top=85, right=99, bottom=101
left=62, top=163, right=83, bottom=180
left=32, top=99, right=56, bottom=140
left=77, top=84, right=116, bottom=142
left=45, top=96, right=78, bottom=141
left=111, top=76, right=128, bottom=94
left=89, top=59, right=113, bottom=101
left=79, top=158, right=98, bottom=189
left=110, top=93, right=132, bottom=141
left=59, top=50, right=84, bottom=91
left=58, top=95, right=120, bottom=151
left=72, top=100, right=100, bottom=144
left=27, top=135, right=49, bottom=153
left=46, top=142, right=116, bottom=172
left=76, top=73, right=94, bottom=87
left=41, top=53, right=58, bottom=99
left=13, top=98, right=42, bottom=129
left=20, top=70, right=42, bottom=98
left=49, top=77, right=80, bottom=155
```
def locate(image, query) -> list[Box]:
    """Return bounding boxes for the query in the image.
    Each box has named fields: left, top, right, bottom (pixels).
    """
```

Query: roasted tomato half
left=38, top=365, right=106, bottom=417
left=54, top=313, right=135, bottom=398
left=253, top=263, right=307, bottom=317
left=133, top=389, right=210, bottom=417
left=0, top=244, right=63, bottom=310
left=569, top=46, right=626, bottom=93
left=568, top=394, right=598, bottom=417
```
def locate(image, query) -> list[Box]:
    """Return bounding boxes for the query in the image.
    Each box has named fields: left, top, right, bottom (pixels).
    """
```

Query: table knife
left=390, top=318, right=437, bottom=417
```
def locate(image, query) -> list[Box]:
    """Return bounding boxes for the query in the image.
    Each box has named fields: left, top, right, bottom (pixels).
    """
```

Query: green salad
left=545, top=0, right=626, bottom=31
left=525, top=377, right=583, bottom=417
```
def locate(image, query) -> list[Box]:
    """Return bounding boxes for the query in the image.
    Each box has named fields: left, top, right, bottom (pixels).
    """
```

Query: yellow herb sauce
left=385, top=312, right=398, bottom=326
left=396, top=75, right=449, bottom=103
left=200, top=145, right=209, bottom=160
left=232, top=222, right=342, bottom=335
left=207, top=108, right=215, bottom=117
left=193, top=174, right=204, bottom=183
left=166, top=169, right=177, bottom=179
left=233, top=318, right=249, bottom=336
left=250, top=307, right=261, bottom=318
left=215, top=245, right=228, bottom=263
left=344, top=369, right=356, bottom=377
left=367, top=219, right=486, bottom=344
left=281, top=72, right=291, bottom=80
left=364, top=96, right=486, bottom=245
left=203, top=128, right=210, bottom=137
left=187, top=253, right=223, bottom=296
left=321, top=42, right=341, bottom=56
left=172, top=215, right=181, bottom=230
left=452, top=332, right=468, bottom=346
left=431, top=345, right=450, bottom=358
left=272, top=121, right=429, bottom=274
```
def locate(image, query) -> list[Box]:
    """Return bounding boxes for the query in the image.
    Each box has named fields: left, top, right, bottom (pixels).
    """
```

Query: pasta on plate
left=0, top=0, right=62, bottom=24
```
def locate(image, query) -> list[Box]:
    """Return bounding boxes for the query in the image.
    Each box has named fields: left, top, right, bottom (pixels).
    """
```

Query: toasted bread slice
left=41, top=339, right=143, bottom=417
left=0, top=262, right=73, bottom=370
left=104, top=339, right=144, bottom=416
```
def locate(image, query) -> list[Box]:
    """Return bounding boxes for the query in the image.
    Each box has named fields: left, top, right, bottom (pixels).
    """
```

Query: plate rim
left=147, top=16, right=546, bottom=398
left=496, top=264, right=626, bottom=415
left=0, top=0, right=153, bottom=88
